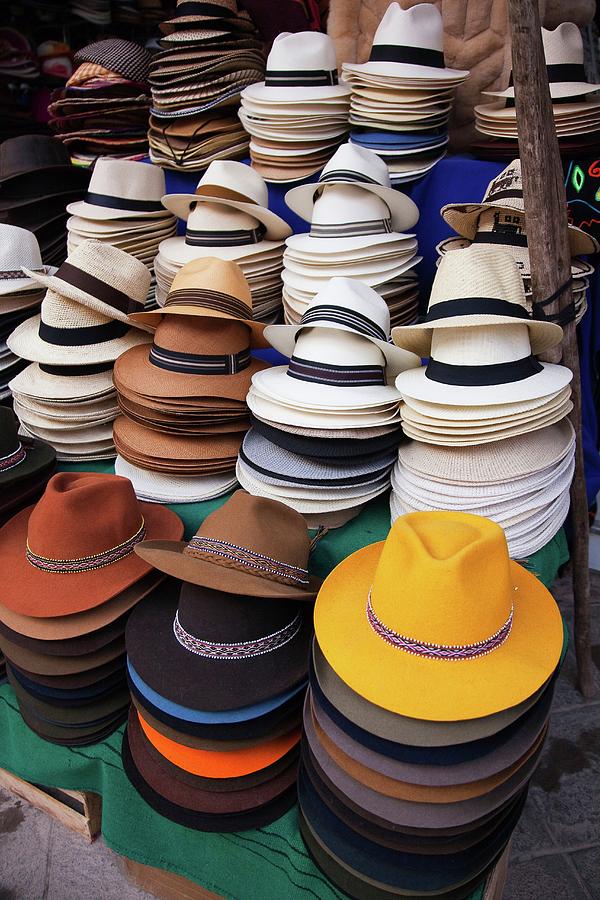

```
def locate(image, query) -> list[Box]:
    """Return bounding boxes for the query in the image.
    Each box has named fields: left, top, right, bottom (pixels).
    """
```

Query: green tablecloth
left=0, top=464, right=569, bottom=898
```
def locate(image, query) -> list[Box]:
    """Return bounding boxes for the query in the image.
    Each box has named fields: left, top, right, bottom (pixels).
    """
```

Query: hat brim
left=128, top=307, right=268, bottom=349
left=9, top=362, right=115, bottom=401
left=252, top=365, right=403, bottom=410
left=114, top=455, right=238, bottom=504
left=0, top=632, right=125, bottom=676
left=285, top=229, right=416, bottom=255
left=242, top=82, right=351, bottom=102
left=0, top=269, right=56, bottom=297
left=162, top=193, right=292, bottom=242
left=314, top=543, right=563, bottom=722
left=391, top=316, right=563, bottom=358
left=7, top=315, right=152, bottom=365
left=484, top=81, right=600, bottom=100
left=284, top=181, right=419, bottom=232
left=247, top=388, right=403, bottom=430
left=65, top=199, right=169, bottom=220
left=158, top=236, right=284, bottom=266
left=0, top=501, right=183, bottom=617
left=0, top=437, right=56, bottom=487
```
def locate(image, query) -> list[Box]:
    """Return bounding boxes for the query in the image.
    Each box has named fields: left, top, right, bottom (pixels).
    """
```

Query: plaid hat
left=74, top=39, right=153, bottom=85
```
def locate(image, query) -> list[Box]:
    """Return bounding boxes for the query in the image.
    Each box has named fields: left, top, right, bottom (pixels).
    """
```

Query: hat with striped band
left=66, top=158, right=170, bottom=221
left=134, top=488, right=322, bottom=601
left=241, top=32, right=351, bottom=102
left=130, top=256, right=267, bottom=348
left=285, top=143, right=419, bottom=233
left=0, top=224, right=57, bottom=297
left=265, top=277, right=420, bottom=377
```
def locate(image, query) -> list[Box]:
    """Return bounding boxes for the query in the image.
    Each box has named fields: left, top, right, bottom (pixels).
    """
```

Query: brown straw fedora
left=135, top=489, right=322, bottom=601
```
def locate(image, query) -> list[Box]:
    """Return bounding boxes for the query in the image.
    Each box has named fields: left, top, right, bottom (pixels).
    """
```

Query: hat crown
left=483, top=159, right=523, bottom=207
left=312, top=184, right=391, bottom=226
left=542, top=22, right=584, bottom=68
left=186, top=489, right=311, bottom=574
left=60, top=240, right=151, bottom=306
left=197, top=160, right=268, bottom=208
left=294, top=326, right=386, bottom=367
left=0, top=135, right=70, bottom=179
left=370, top=511, right=514, bottom=646
left=187, top=201, right=261, bottom=232
left=153, top=316, right=250, bottom=355
left=371, top=2, right=444, bottom=53
left=0, top=224, right=44, bottom=271
left=40, top=288, right=115, bottom=330
left=266, top=31, right=337, bottom=74
left=88, top=158, right=166, bottom=204
left=427, top=244, right=528, bottom=315
left=26, top=473, right=144, bottom=564
left=168, top=256, right=252, bottom=308
left=0, top=407, right=20, bottom=457
left=319, top=143, right=391, bottom=189
left=431, top=323, right=532, bottom=365
left=305, top=276, right=391, bottom=337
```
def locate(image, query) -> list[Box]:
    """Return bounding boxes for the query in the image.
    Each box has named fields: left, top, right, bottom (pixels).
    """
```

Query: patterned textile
left=74, top=39, right=152, bottom=85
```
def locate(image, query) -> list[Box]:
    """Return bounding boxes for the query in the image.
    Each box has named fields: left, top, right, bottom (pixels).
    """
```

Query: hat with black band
left=67, top=158, right=170, bottom=221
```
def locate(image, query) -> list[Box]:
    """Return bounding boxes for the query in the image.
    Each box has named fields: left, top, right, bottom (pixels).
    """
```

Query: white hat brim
left=342, top=60, right=468, bottom=81
left=242, top=82, right=351, bottom=102
left=65, top=200, right=169, bottom=220
left=252, top=365, right=402, bottom=410
left=247, top=387, right=402, bottom=429
left=284, top=180, right=419, bottom=232
left=161, top=193, right=292, bottom=241
left=7, top=316, right=152, bottom=366
left=285, top=230, right=416, bottom=255
left=158, top=236, right=284, bottom=266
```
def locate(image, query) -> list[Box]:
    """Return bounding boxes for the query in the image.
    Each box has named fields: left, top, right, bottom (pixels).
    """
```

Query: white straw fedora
left=0, top=224, right=56, bottom=296
left=392, top=245, right=563, bottom=357
left=66, top=158, right=168, bottom=220
left=342, top=3, right=469, bottom=81
left=247, top=387, right=403, bottom=430
left=9, top=362, right=115, bottom=402
left=484, top=23, right=600, bottom=101
left=266, top=277, right=417, bottom=376
left=22, top=241, right=152, bottom=322
left=242, top=31, right=351, bottom=102
left=284, top=143, right=419, bottom=232
left=161, top=160, right=291, bottom=240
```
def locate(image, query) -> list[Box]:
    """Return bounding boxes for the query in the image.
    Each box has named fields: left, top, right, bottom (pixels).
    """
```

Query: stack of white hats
left=341, top=4, right=469, bottom=185
left=282, top=143, right=421, bottom=326
left=156, top=160, right=291, bottom=323
left=66, top=159, right=177, bottom=311
left=239, top=32, right=351, bottom=183
left=238, top=278, right=420, bottom=529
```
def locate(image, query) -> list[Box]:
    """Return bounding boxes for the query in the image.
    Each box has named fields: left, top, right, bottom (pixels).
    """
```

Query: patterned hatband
left=366, top=591, right=514, bottom=661
left=0, top=443, right=26, bottom=472
left=184, top=535, right=310, bottom=586
left=173, top=610, right=302, bottom=659
left=26, top=519, right=146, bottom=574
left=310, top=218, right=392, bottom=239
left=287, top=355, right=386, bottom=387
left=0, top=268, right=45, bottom=281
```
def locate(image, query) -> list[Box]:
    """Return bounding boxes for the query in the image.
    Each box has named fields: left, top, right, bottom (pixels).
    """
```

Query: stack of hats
left=475, top=24, right=600, bottom=153
left=0, top=408, right=56, bottom=528
left=48, top=38, right=153, bottom=166
left=304, top=510, right=565, bottom=898
left=122, top=490, right=318, bottom=830
left=390, top=247, right=574, bottom=559
left=148, top=0, right=265, bottom=172
left=0, top=226, right=53, bottom=400
left=239, top=279, right=419, bottom=529
left=438, top=160, right=598, bottom=326
left=7, top=241, right=152, bottom=462
left=156, top=160, right=291, bottom=322
left=66, top=159, right=177, bottom=311
left=283, top=143, right=421, bottom=326
left=0, top=472, right=183, bottom=746
left=0, top=136, right=90, bottom=268
left=341, top=4, right=469, bottom=185
left=112, top=257, right=268, bottom=502
left=240, top=31, right=351, bottom=183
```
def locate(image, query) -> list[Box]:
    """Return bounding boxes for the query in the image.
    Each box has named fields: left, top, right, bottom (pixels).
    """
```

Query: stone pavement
left=0, top=570, right=598, bottom=900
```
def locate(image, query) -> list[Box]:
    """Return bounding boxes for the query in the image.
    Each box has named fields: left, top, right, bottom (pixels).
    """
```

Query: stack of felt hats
left=438, top=160, right=598, bottom=326
left=304, top=510, right=565, bottom=898
left=48, top=38, right=153, bottom=166
left=0, top=226, right=54, bottom=400
left=66, top=158, right=177, bottom=311
left=0, top=408, right=56, bottom=528
left=283, top=143, right=421, bottom=326
left=0, top=472, right=183, bottom=746
left=475, top=24, right=600, bottom=152
left=390, top=247, right=574, bottom=559
left=240, top=31, right=351, bottom=183
left=239, top=279, right=419, bottom=529
left=122, top=490, right=318, bottom=830
left=7, top=241, right=152, bottom=462
left=112, top=257, right=268, bottom=502
left=341, top=4, right=469, bottom=185
left=148, top=0, right=264, bottom=172
left=156, top=160, right=291, bottom=322
left=0, top=136, right=90, bottom=268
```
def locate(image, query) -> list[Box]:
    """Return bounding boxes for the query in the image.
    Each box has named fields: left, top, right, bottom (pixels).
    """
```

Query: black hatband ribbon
left=369, top=44, right=444, bottom=69
left=265, top=68, right=338, bottom=87
left=509, top=63, right=586, bottom=86
left=531, top=276, right=576, bottom=326
left=38, top=320, right=129, bottom=347
left=424, top=297, right=531, bottom=323
left=55, top=262, right=143, bottom=314
left=39, top=361, right=114, bottom=376
left=149, top=343, right=251, bottom=375
left=473, top=231, right=528, bottom=248
left=185, top=224, right=265, bottom=247
left=425, top=355, right=543, bottom=386
left=318, top=170, right=381, bottom=186
left=86, top=192, right=164, bottom=213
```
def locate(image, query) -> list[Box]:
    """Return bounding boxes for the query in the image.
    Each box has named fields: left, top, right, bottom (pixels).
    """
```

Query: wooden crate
left=120, top=857, right=223, bottom=899
left=0, top=767, right=101, bottom=842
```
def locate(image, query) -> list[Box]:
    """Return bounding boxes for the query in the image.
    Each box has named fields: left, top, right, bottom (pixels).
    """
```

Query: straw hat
left=8, top=289, right=152, bottom=366
left=0, top=224, right=57, bottom=296
left=314, top=511, right=563, bottom=721
left=134, top=488, right=322, bottom=601
left=9, top=362, right=115, bottom=403
left=242, top=32, right=350, bottom=102
left=485, top=24, right=600, bottom=101
left=66, top=158, right=168, bottom=221
left=285, top=143, right=419, bottom=232
left=342, top=3, right=469, bottom=81
left=162, top=160, right=291, bottom=240
left=114, top=456, right=237, bottom=504
left=130, top=256, right=267, bottom=347
left=391, top=246, right=563, bottom=357
left=0, top=472, right=183, bottom=617
left=441, top=160, right=599, bottom=255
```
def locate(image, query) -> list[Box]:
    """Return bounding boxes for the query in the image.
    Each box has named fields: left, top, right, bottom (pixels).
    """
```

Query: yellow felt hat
left=313, top=511, right=563, bottom=722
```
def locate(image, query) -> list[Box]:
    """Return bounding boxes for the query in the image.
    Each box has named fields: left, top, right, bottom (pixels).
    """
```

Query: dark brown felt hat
left=19, top=701, right=126, bottom=745
left=7, top=668, right=130, bottom=725
left=135, top=489, right=322, bottom=601
left=126, top=579, right=312, bottom=712
left=0, top=633, right=125, bottom=676
left=0, top=613, right=127, bottom=657
left=8, top=654, right=127, bottom=689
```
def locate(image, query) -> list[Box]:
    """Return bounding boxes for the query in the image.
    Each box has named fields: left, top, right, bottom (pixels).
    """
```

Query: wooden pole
left=506, top=0, right=598, bottom=697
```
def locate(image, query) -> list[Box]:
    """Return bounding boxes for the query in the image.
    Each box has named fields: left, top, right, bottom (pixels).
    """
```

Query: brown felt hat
left=135, top=488, right=322, bottom=601
left=0, top=472, right=183, bottom=617
left=0, top=633, right=125, bottom=676
left=7, top=668, right=130, bottom=725
left=9, top=654, right=126, bottom=689
left=18, top=700, right=127, bottom=745
left=0, top=610, right=127, bottom=657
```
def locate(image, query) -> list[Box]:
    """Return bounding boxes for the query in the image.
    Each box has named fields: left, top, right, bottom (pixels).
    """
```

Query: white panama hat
left=114, top=455, right=237, bottom=503
left=342, top=3, right=469, bottom=82
left=284, top=143, right=419, bottom=232
left=9, top=361, right=115, bottom=403
left=247, top=387, right=402, bottom=430
left=161, top=159, right=291, bottom=240
left=0, top=224, right=56, bottom=296
left=66, top=158, right=168, bottom=221
left=242, top=31, right=351, bottom=102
